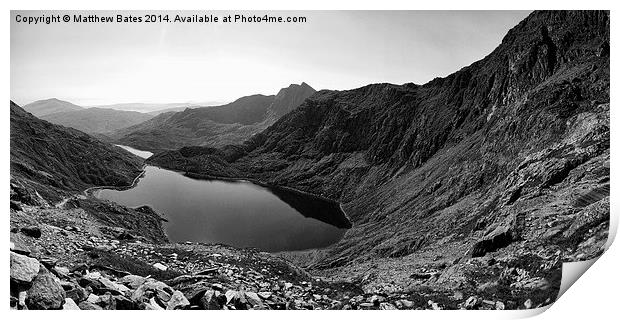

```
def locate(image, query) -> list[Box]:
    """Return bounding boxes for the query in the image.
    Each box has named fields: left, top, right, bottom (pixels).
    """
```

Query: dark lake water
left=96, top=145, right=350, bottom=252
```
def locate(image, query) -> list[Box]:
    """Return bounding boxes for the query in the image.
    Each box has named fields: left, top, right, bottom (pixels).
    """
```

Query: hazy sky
left=11, top=10, right=530, bottom=108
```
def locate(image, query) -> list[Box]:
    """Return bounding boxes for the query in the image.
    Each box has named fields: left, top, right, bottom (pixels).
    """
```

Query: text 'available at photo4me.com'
left=14, top=12, right=309, bottom=25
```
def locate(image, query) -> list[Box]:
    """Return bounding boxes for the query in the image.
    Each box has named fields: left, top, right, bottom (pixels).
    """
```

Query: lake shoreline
left=182, top=171, right=353, bottom=228
left=91, top=148, right=350, bottom=252
left=84, top=163, right=148, bottom=197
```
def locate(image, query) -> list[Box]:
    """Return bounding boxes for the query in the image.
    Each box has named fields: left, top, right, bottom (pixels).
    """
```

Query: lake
left=95, top=145, right=350, bottom=252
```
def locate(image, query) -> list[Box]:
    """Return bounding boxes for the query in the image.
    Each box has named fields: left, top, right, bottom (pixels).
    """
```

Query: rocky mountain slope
left=111, top=83, right=316, bottom=152
left=10, top=102, right=143, bottom=199
left=150, top=10, right=610, bottom=306
left=40, top=107, right=154, bottom=134
left=23, top=98, right=83, bottom=117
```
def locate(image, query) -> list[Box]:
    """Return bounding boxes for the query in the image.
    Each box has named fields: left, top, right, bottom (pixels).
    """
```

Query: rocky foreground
left=10, top=182, right=562, bottom=310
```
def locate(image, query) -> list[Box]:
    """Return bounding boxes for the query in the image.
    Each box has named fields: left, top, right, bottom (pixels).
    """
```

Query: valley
left=10, top=10, right=610, bottom=311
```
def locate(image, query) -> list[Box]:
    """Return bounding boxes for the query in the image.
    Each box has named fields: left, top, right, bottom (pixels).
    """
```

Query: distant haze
left=11, top=10, right=530, bottom=110
left=89, top=101, right=226, bottom=114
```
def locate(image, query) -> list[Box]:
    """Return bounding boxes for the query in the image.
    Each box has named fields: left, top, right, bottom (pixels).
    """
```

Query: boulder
left=26, top=266, right=66, bottom=309
left=78, top=277, right=107, bottom=294
left=370, top=294, right=385, bottom=306
left=244, top=291, right=263, bottom=307
left=83, top=271, right=101, bottom=281
left=153, top=262, right=168, bottom=271
left=380, top=302, right=397, bottom=310
left=145, top=297, right=164, bottom=310
left=464, top=296, right=481, bottom=309
left=62, top=298, right=81, bottom=310
left=10, top=251, right=40, bottom=284
left=18, top=290, right=27, bottom=309
left=358, top=302, right=374, bottom=309
left=468, top=223, right=515, bottom=258
left=39, top=257, right=58, bottom=269
left=65, top=286, right=88, bottom=303
left=98, top=276, right=124, bottom=293
left=167, top=290, right=190, bottom=310
left=118, top=274, right=148, bottom=289
left=53, top=266, right=70, bottom=278
left=78, top=301, right=103, bottom=310
left=131, top=280, right=174, bottom=305
left=225, top=290, right=240, bottom=304
left=87, top=293, right=100, bottom=304
left=10, top=239, right=32, bottom=256
left=398, top=299, right=414, bottom=309
left=20, top=225, right=42, bottom=238
left=97, top=292, right=116, bottom=310
left=512, top=277, right=551, bottom=291
left=496, top=301, right=506, bottom=310
left=176, top=281, right=215, bottom=306
left=258, top=291, right=272, bottom=300
left=199, top=290, right=223, bottom=310
left=225, top=290, right=247, bottom=309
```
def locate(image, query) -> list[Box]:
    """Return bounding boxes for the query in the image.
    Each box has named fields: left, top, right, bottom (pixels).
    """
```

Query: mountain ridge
left=40, top=107, right=155, bottom=134
left=112, top=83, right=316, bottom=152
left=23, top=98, right=84, bottom=117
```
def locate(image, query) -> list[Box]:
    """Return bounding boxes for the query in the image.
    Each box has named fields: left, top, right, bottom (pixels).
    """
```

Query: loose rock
left=26, top=267, right=66, bottom=310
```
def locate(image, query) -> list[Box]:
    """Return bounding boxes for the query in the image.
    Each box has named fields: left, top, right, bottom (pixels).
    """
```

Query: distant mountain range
left=111, top=83, right=316, bottom=152
left=22, top=98, right=83, bottom=117
left=39, top=107, right=155, bottom=134
left=89, top=102, right=224, bottom=115
left=21, top=100, right=199, bottom=134
left=19, top=83, right=315, bottom=146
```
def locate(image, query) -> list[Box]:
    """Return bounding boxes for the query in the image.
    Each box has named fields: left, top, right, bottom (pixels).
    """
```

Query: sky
left=11, top=10, right=531, bottom=109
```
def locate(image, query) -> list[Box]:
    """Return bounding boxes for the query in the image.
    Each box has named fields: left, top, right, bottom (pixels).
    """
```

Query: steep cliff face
left=112, top=83, right=316, bottom=152
left=10, top=102, right=143, bottom=199
left=150, top=11, right=609, bottom=272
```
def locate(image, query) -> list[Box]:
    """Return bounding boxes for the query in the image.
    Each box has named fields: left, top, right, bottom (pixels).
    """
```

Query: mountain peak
left=285, top=82, right=314, bottom=91
left=271, top=83, right=316, bottom=117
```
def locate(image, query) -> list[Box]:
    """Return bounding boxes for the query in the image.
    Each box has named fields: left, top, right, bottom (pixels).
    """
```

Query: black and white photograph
left=7, top=4, right=613, bottom=315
